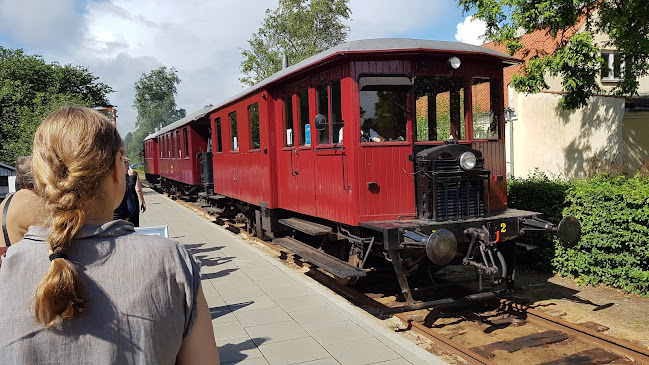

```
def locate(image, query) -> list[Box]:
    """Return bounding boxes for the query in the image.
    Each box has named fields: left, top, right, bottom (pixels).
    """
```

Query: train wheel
left=335, top=248, right=362, bottom=286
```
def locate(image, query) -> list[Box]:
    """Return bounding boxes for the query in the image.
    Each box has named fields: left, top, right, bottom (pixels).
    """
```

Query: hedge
left=508, top=171, right=649, bottom=296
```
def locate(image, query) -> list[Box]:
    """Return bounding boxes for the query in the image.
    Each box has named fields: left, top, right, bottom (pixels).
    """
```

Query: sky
left=0, top=0, right=487, bottom=137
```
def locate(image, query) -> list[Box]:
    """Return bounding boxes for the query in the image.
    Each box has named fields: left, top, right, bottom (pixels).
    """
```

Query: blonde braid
left=32, top=106, right=123, bottom=327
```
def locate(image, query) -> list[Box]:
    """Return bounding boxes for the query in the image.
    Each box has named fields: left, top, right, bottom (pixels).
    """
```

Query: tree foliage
left=129, top=67, right=186, bottom=161
left=0, top=47, right=113, bottom=165
left=459, top=0, right=649, bottom=109
left=239, top=0, right=351, bottom=86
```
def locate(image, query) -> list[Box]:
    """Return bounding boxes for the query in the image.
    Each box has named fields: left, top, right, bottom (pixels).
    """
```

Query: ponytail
left=32, top=106, right=123, bottom=327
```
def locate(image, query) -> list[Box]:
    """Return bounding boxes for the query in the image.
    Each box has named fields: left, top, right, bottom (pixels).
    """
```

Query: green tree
left=240, top=0, right=351, bottom=86
left=130, top=66, right=186, bottom=161
left=459, top=0, right=649, bottom=109
left=0, top=47, right=113, bottom=165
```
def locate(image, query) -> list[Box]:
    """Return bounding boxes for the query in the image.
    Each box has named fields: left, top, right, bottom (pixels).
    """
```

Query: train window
left=183, top=128, right=189, bottom=157
left=229, top=111, right=238, bottom=151
left=330, top=80, right=342, bottom=144
left=297, top=90, right=310, bottom=146
left=215, top=117, right=223, bottom=152
left=315, top=85, right=329, bottom=145
left=248, top=103, right=260, bottom=150
left=167, top=135, right=170, bottom=158
left=415, top=76, right=465, bottom=141
left=359, top=88, right=408, bottom=143
left=176, top=130, right=181, bottom=158
left=472, top=78, right=500, bottom=140
left=283, top=97, right=294, bottom=147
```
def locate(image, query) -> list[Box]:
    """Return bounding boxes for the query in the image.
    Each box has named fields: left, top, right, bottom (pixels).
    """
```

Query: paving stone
left=218, top=285, right=267, bottom=302
left=263, top=284, right=314, bottom=301
left=294, top=359, right=341, bottom=365
left=275, top=295, right=330, bottom=313
left=324, top=337, right=402, bottom=365
left=290, top=306, right=348, bottom=328
left=211, top=277, right=258, bottom=291
left=213, top=320, right=249, bottom=342
left=235, top=306, right=292, bottom=328
left=245, top=268, right=288, bottom=281
left=221, top=357, right=271, bottom=365
left=257, top=337, right=331, bottom=365
left=245, top=320, right=310, bottom=345
left=216, top=337, right=264, bottom=364
left=228, top=296, right=279, bottom=313
left=306, top=320, right=372, bottom=345
left=211, top=307, right=238, bottom=324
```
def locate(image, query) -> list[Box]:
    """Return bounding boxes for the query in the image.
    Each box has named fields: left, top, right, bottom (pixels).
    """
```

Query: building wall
left=507, top=91, right=626, bottom=178
left=621, top=111, right=649, bottom=173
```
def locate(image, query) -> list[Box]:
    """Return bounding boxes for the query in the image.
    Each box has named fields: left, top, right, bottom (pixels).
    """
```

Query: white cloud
left=0, top=0, right=465, bottom=137
left=0, top=0, right=83, bottom=49
left=455, top=16, right=487, bottom=45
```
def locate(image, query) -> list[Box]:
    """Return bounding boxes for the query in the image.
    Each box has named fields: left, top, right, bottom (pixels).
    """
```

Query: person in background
left=1, top=156, right=48, bottom=248
left=0, top=107, right=219, bottom=364
left=112, top=158, right=136, bottom=222
left=125, top=157, right=146, bottom=227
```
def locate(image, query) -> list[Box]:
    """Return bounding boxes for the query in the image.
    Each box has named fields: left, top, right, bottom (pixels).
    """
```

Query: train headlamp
left=447, top=56, right=461, bottom=70
left=459, top=151, right=476, bottom=170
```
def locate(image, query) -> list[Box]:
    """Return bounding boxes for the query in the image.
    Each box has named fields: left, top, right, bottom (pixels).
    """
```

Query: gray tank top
left=0, top=221, right=201, bottom=364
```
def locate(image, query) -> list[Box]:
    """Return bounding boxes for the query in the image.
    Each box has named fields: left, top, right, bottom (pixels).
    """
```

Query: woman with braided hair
left=0, top=107, right=219, bottom=364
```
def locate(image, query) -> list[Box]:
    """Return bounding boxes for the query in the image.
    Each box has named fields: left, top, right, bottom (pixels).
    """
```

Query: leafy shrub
left=507, top=170, right=571, bottom=271
left=508, top=171, right=649, bottom=296
left=555, top=174, right=649, bottom=295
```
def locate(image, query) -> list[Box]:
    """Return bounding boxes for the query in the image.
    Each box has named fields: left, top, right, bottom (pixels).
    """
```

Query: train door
left=312, top=80, right=354, bottom=223
left=357, top=75, right=417, bottom=221
left=278, top=89, right=317, bottom=216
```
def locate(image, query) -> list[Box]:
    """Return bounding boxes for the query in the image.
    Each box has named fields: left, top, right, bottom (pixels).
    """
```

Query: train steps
left=278, top=218, right=332, bottom=237
left=273, top=237, right=366, bottom=281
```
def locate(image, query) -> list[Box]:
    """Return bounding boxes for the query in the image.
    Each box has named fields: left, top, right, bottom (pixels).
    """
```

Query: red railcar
left=143, top=133, right=159, bottom=183
left=156, top=106, right=213, bottom=196
left=144, top=39, right=580, bottom=309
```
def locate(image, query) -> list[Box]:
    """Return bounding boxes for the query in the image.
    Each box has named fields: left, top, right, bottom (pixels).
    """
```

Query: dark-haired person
left=126, top=157, right=146, bottom=227
left=0, top=107, right=219, bottom=364
left=0, top=156, right=48, bottom=248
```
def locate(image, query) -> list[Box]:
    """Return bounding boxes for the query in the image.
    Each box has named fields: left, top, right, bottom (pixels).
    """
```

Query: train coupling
left=520, top=216, right=581, bottom=248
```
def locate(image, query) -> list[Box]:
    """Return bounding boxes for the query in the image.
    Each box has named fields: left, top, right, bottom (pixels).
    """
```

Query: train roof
left=151, top=38, right=522, bottom=137
left=209, top=38, right=522, bottom=112
left=151, top=105, right=214, bottom=138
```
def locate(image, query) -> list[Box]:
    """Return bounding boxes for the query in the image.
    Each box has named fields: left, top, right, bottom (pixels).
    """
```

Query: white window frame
left=601, top=51, right=624, bottom=82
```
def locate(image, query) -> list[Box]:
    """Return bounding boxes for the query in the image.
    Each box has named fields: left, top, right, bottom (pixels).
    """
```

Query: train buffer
left=273, top=236, right=366, bottom=281
left=278, top=218, right=332, bottom=237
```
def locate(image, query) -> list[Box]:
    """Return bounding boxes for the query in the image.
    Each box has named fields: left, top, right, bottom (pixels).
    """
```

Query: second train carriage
left=155, top=106, right=214, bottom=197
left=145, top=39, right=581, bottom=307
left=143, top=133, right=160, bottom=184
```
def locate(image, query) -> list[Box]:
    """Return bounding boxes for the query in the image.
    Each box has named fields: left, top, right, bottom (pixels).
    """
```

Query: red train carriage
left=143, top=133, right=159, bottom=183
left=156, top=106, right=213, bottom=197
left=144, top=39, right=580, bottom=309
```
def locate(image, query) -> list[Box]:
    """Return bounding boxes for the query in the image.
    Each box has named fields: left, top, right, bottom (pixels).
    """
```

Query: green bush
left=555, top=174, right=649, bottom=295
left=507, top=170, right=571, bottom=271
left=508, top=171, right=649, bottom=296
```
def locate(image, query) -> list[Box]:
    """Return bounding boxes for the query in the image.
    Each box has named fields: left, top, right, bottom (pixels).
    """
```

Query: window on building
left=601, top=51, right=624, bottom=81
left=229, top=111, right=238, bottom=151
left=297, top=90, right=310, bottom=146
left=283, top=97, right=294, bottom=147
left=471, top=77, right=500, bottom=140
left=248, top=103, right=260, bottom=150
left=215, top=117, right=223, bottom=152
left=414, top=76, right=465, bottom=141
left=183, top=128, right=189, bottom=157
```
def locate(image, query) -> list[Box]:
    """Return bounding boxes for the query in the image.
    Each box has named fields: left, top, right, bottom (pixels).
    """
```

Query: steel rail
left=395, top=313, right=496, bottom=365
left=500, top=299, right=649, bottom=364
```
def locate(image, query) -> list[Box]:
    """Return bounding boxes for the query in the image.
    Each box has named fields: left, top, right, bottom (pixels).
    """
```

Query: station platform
left=140, top=188, right=446, bottom=365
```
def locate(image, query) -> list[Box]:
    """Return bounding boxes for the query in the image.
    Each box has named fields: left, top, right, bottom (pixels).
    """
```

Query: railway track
left=162, top=188, right=649, bottom=365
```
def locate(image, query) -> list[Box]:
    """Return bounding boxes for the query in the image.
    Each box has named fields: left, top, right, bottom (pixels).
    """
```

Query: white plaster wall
left=508, top=91, right=625, bottom=178
left=621, top=111, right=649, bottom=172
